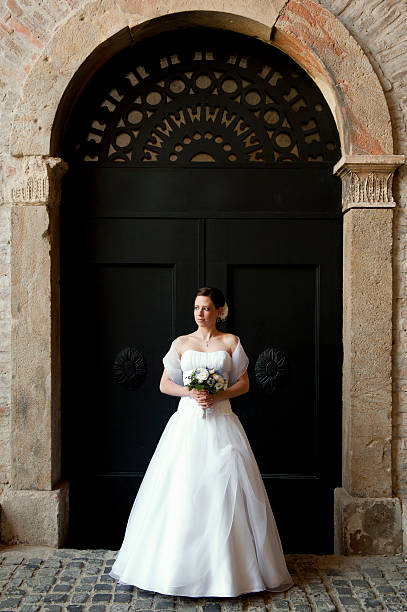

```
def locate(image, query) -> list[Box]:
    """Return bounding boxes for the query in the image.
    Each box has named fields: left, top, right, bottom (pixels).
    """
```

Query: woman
left=110, top=287, right=293, bottom=597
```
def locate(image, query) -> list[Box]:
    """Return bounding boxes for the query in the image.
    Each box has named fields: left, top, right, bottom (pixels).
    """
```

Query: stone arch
left=9, top=1, right=393, bottom=157
left=5, top=0, right=405, bottom=551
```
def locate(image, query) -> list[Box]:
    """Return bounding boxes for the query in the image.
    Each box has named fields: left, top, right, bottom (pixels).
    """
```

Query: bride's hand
left=189, top=388, right=208, bottom=406
left=201, top=391, right=215, bottom=409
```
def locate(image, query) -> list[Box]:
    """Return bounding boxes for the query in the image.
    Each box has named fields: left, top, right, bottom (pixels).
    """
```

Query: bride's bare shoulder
left=173, top=334, right=195, bottom=351
left=220, top=333, right=239, bottom=352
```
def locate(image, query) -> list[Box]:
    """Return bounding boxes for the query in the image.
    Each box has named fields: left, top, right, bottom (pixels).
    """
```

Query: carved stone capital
left=9, top=156, right=68, bottom=206
left=334, top=155, right=405, bottom=213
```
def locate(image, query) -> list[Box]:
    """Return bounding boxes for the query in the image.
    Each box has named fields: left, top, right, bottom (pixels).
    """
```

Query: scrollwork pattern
left=67, top=31, right=340, bottom=166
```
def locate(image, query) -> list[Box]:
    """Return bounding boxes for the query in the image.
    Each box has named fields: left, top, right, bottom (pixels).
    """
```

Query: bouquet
left=185, top=368, right=228, bottom=419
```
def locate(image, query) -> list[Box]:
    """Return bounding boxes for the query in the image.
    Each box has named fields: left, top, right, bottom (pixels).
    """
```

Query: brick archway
left=3, top=1, right=404, bottom=550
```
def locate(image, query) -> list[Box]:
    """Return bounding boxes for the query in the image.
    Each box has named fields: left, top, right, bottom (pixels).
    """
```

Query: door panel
left=227, top=263, right=319, bottom=477
left=206, top=219, right=342, bottom=552
left=61, top=217, right=200, bottom=547
left=72, top=165, right=340, bottom=217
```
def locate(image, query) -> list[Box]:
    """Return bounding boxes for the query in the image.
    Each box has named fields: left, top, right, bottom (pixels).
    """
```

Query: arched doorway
left=60, top=28, right=342, bottom=552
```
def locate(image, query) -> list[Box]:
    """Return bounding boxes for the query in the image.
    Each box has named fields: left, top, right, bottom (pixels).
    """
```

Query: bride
left=109, top=287, right=293, bottom=597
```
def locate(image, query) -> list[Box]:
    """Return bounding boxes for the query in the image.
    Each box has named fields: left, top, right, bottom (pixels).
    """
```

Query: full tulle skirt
left=109, top=397, right=293, bottom=597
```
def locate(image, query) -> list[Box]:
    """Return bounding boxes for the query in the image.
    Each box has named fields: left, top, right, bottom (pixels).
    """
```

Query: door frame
left=4, top=3, right=404, bottom=552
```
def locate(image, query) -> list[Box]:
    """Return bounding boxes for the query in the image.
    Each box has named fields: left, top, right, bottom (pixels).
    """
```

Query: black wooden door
left=61, top=166, right=341, bottom=552
left=60, top=29, right=342, bottom=552
left=61, top=213, right=201, bottom=548
left=206, top=218, right=342, bottom=552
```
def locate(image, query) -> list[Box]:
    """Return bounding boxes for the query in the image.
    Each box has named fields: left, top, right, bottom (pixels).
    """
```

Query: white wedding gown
left=109, top=340, right=293, bottom=597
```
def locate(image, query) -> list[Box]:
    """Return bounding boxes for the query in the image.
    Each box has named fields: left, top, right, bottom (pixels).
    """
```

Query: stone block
left=334, top=487, right=402, bottom=555
left=342, top=207, right=394, bottom=497
left=273, top=0, right=393, bottom=155
left=128, top=7, right=279, bottom=45
left=0, top=482, right=69, bottom=547
left=0, top=412, right=10, bottom=479
left=0, top=289, right=11, bottom=321
left=10, top=201, right=61, bottom=490
left=401, top=497, right=407, bottom=554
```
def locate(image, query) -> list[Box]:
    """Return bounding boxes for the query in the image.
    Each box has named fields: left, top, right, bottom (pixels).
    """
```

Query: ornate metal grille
left=66, top=30, right=340, bottom=165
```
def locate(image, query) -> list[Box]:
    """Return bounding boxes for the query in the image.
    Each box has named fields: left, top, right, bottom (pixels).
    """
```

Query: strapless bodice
left=180, top=349, right=232, bottom=375
left=179, top=350, right=233, bottom=417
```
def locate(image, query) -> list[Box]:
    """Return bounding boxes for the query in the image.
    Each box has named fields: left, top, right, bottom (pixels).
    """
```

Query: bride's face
left=194, top=296, right=222, bottom=329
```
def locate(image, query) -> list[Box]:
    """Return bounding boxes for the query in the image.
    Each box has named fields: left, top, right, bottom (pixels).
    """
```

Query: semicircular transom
left=65, top=29, right=340, bottom=166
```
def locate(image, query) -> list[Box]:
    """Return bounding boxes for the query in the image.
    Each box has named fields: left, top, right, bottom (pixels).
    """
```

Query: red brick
left=0, top=405, right=10, bottom=417
left=6, top=0, right=22, bottom=18
left=0, top=20, right=14, bottom=35
left=8, top=16, right=42, bottom=48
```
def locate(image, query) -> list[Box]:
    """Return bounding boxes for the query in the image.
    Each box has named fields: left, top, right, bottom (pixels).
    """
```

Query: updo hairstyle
left=195, top=287, right=225, bottom=310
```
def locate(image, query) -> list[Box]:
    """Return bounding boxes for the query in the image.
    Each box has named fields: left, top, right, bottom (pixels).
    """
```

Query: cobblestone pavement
left=0, top=547, right=406, bottom=611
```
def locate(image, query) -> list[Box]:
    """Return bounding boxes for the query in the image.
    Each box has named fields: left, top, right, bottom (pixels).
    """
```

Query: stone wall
left=0, top=0, right=406, bottom=543
left=318, top=0, right=407, bottom=498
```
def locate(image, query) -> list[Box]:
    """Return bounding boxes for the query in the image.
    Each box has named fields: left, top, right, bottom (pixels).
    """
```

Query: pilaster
left=334, top=154, right=404, bottom=554
left=0, top=156, right=68, bottom=546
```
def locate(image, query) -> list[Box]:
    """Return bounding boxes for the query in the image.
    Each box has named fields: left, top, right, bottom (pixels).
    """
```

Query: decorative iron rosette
left=255, top=348, right=288, bottom=394
left=112, top=347, right=147, bottom=389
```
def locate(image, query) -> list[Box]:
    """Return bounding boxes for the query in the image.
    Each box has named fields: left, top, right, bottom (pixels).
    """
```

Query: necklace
left=204, top=333, right=217, bottom=348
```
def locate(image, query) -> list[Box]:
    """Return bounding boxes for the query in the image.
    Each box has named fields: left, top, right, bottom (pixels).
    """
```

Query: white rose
left=195, top=368, right=209, bottom=383
left=215, top=381, right=225, bottom=391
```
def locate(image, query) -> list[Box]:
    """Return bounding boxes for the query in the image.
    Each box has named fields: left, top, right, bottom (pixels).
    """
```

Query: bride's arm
left=159, top=369, right=191, bottom=397
left=159, top=369, right=208, bottom=405
left=213, top=371, right=250, bottom=402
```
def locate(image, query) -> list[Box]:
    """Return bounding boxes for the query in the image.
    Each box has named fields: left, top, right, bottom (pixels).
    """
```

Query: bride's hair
left=195, top=287, right=225, bottom=309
